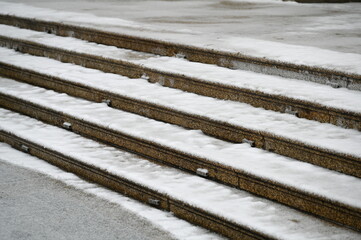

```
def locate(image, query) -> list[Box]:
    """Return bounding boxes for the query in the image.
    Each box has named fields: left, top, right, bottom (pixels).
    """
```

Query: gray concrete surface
left=2, top=0, right=361, bottom=54
left=0, top=160, right=174, bottom=240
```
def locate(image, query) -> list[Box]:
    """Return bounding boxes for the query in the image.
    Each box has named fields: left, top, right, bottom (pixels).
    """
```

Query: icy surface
left=0, top=26, right=361, bottom=114
left=0, top=143, right=223, bottom=240
left=0, top=109, right=360, bottom=240
left=0, top=79, right=360, bottom=210
left=0, top=1, right=360, bottom=74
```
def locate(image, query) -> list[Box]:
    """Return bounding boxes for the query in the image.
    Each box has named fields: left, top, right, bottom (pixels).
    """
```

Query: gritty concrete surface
left=2, top=0, right=361, bottom=54
left=0, top=160, right=174, bottom=240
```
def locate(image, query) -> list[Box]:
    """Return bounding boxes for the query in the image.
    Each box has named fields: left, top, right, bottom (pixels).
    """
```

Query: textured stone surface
left=0, top=133, right=271, bottom=240
left=1, top=95, right=360, bottom=231
left=1, top=38, right=359, bottom=132
left=0, top=14, right=360, bottom=90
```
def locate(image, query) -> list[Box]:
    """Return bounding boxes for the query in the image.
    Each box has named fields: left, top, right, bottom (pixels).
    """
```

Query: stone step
left=0, top=25, right=360, bottom=131
left=0, top=78, right=360, bottom=231
left=0, top=14, right=360, bottom=90
left=0, top=48, right=360, bottom=178
left=1, top=108, right=360, bottom=240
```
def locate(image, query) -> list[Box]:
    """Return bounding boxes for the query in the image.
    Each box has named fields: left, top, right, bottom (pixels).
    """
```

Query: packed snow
left=0, top=79, right=360, bottom=210
left=1, top=48, right=361, bottom=157
left=0, top=143, right=224, bottom=240
left=0, top=109, right=360, bottom=240
left=0, top=1, right=360, bottom=239
left=0, top=25, right=360, bottom=114
left=0, top=1, right=360, bottom=74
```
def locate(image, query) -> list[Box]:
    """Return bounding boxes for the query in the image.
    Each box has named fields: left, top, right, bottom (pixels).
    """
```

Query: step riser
left=1, top=95, right=360, bottom=231
left=0, top=14, right=359, bottom=90
left=1, top=36, right=360, bottom=131
left=0, top=132, right=270, bottom=240
left=1, top=61, right=359, bottom=180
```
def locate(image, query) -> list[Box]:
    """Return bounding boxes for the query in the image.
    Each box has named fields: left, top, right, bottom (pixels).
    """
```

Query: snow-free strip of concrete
left=0, top=14, right=360, bottom=90
left=0, top=88, right=360, bottom=231
left=0, top=109, right=360, bottom=239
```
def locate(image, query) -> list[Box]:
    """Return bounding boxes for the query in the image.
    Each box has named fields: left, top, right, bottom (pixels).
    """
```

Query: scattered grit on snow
left=1, top=79, right=361, bottom=210
left=1, top=25, right=361, bottom=113
left=0, top=2, right=361, bottom=75
left=0, top=143, right=223, bottom=240
left=0, top=110, right=360, bottom=240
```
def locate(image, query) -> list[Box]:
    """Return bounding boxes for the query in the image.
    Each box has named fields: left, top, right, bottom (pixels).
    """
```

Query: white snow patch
left=0, top=47, right=360, bottom=157
left=0, top=84, right=360, bottom=210
left=0, top=26, right=360, bottom=113
left=0, top=142, right=223, bottom=240
left=0, top=64, right=360, bottom=157
left=0, top=110, right=360, bottom=240
left=0, top=1, right=360, bottom=75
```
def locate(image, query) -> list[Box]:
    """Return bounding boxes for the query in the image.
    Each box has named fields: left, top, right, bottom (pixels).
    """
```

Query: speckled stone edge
left=1, top=95, right=360, bottom=232
left=0, top=60, right=359, bottom=179
left=0, top=36, right=359, bottom=131
left=0, top=14, right=360, bottom=90
left=0, top=131, right=274, bottom=240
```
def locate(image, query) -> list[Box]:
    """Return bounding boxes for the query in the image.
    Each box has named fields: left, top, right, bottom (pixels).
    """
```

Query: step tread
left=0, top=3, right=360, bottom=238
left=0, top=3, right=360, bottom=79
left=0, top=48, right=360, bottom=160
left=1, top=108, right=360, bottom=240
left=0, top=78, right=360, bottom=211
left=0, top=142, right=223, bottom=240
left=0, top=24, right=360, bottom=115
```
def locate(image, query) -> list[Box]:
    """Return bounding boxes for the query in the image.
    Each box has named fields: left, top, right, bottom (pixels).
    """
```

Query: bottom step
left=0, top=146, right=191, bottom=240
left=0, top=108, right=359, bottom=240
left=0, top=142, right=223, bottom=240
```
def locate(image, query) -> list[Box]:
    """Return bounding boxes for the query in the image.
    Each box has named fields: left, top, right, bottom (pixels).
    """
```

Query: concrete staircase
left=0, top=15, right=360, bottom=240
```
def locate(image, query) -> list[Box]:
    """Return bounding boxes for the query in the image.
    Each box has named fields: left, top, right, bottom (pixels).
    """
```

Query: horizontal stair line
left=0, top=14, right=360, bottom=90
left=0, top=36, right=360, bottom=132
left=0, top=131, right=271, bottom=240
left=1, top=93, right=360, bottom=231
left=0, top=62, right=359, bottom=178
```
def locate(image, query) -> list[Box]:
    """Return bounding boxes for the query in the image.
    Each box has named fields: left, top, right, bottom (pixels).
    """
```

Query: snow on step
left=1, top=2, right=361, bottom=76
left=1, top=47, right=360, bottom=159
left=0, top=78, right=360, bottom=211
left=0, top=143, right=224, bottom=240
left=1, top=24, right=361, bottom=113
left=0, top=109, right=360, bottom=240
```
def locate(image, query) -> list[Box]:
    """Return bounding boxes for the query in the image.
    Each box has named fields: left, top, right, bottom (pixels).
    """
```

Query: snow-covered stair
left=0, top=15, right=360, bottom=239
left=0, top=47, right=360, bottom=178
left=0, top=13, right=360, bottom=91
left=0, top=24, right=360, bottom=131
left=0, top=77, right=360, bottom=233
left=1, top=108, right=360, bottom=240
left=0, top=26, right=360, bottom=177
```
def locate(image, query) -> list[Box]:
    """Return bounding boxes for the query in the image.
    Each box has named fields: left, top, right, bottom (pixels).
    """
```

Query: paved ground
left=0, top=160, right=174, bottom=240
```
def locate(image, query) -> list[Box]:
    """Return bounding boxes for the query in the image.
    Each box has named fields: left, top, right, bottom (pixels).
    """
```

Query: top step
left=0, top=14, right=360, bottom=91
